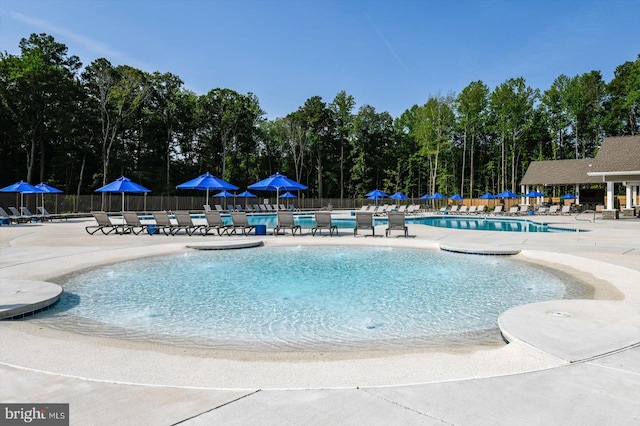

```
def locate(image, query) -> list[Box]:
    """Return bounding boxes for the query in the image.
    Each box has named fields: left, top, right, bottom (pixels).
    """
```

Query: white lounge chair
left=274, top=211, right=301, bottom=236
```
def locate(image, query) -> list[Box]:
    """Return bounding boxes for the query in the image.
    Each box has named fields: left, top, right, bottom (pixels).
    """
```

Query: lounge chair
left=279, top=204, right=287, bottom=211
left=397, top=205, right=406, bottom=213
left=354, top=212, right=375, bottom=237
left=229, top=212, right=255, bottom=236
left=517, top=205, right=529, bottom=215
left=20, top=206, right=45, bottom=222
left=449, top=205, right=459, bottom=214
left=504, top=206, right=519, bottom=216
left=152, top=211, right=178, bottom=236
left=457, top=205, right=468, bottom=214
left=235, top=205, right=243, bottom=212
left=385, top=212, right=408, bottom=237
left=358, top=205, right=368, bottom=212
left=123, top=212, right=149, bottom=235
left=200, top=211, right=232, bottom=236
left=476, top=205, right=486, bottom=214
left=560, top=205, right=572, bottom=215
left=1, top=207, right=22, bottom=224
left=173, top=211, right=201, bottom=235
left=8, top=207, right=31, bottom=223
left=203, top=204, right=212, bottom=212
left=437, top=206, right=447, bottom=215
left=85, top=211, right=122, bottom=235
left=273, top=211, right=301, bottom=236
left=0, top=207, right=15, bottom=224
left=312, top=211, right=338, bottom=237
left=492, top=205, right=503, bottom=215
left=37, top=206, right=69, bottom=221
left=547, top=205, right=559, bottom=215
left=536, top=206, right=547, bottom=215
left=244, top=204, right=253, bottom=212
left=467, top=205, right=477, bottom=215
left=215, top=205, right=224, bottom=212
left=258, top=204, right=267, bottom=212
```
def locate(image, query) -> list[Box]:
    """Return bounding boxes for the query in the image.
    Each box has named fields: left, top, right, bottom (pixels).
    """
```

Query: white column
left=521, top=184, right=526, bottom=204
left=626, top=184, right=632, bottom=209
left=575, top=184, right=580, bottom=205
left=607, top=181, right=614, bottom=209
left=633, top=185, right=638, bottom=206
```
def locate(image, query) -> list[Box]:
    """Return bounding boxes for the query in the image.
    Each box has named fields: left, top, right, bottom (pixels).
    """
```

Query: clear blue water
left=205, top=213, right=576, bottom=233
left=53, top=246, right=573, bottom=349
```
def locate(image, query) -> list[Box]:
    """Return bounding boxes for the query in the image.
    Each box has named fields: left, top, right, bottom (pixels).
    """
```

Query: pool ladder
left=575, top=209, right=600, bottom=223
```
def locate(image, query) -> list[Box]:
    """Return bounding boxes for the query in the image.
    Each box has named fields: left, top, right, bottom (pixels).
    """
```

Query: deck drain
left=548, top=311, right=571, bottom=318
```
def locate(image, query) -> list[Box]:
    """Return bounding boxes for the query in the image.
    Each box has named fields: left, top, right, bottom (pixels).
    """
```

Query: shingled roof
left=521, top=135, right=640, bottom=186
left=521, top=159, right=601, bottom=185
left=589, top=135, right=640, bottom=173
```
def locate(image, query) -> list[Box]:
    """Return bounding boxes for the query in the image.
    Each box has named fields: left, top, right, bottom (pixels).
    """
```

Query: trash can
left=255, top=224, right=267, bottom=235
left=528, top=210, right=534, bottom=216
left=147, top=225, right=159, bottom=235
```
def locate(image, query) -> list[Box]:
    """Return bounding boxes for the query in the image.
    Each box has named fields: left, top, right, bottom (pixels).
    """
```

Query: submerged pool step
left=439, top=244, right=521, bottom=256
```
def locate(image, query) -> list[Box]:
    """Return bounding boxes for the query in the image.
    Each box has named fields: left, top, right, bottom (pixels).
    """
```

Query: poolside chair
left=492, top=205, right=503, bottom=215
left=235, top=205, right=243, bottom=212
left=467, top=205, right=477, bottom=215
left=0, top=207, right=15, bottom=224
left=20, top=206, right=45, bottom=222
left=215, top=205, right=224, bottom=212
left=244, top=204, right=254, bottom=212
left=274, top=211, right=301, bottom=236
left=152, top=211, right=178, bottom=236
left=85, top=211, right=122, bottom=235
left=560, top=205, right=572, bottom=215
left=358, top=205, right=368, bottom=212
left=122, top=212, right=149, bottom=235
left=278, top=204, right=287, bottom=211
left=536, top=206, right=547, bottom=215
left=354, top=212, right=375, bottom=237
left=229, top=212, right=255, bottom=236
left=385, top=212, right=408, bottom=237
left=173, top=211, right=201, bottom=235
left=203, top=204, right=212, bottom=212
left=457, top=205, right=468, bottom=214
left=200, top=211, right=232, bottom=236
left=258, top=204, right=267, bottom=212
left=1, top=207, right=22, bottom=224
left=449, top=205, right=459, bottom=214
left=517, top=205, right=529, bottom=215
left=437, top=206, right=447, bottom=215
left=37, top=206, right=69, bottom=222
left=8, top=207, right=31, bottom=223
left=504, top=206, right=519, bottom=216
left=312, top=211, right=338, bottom=237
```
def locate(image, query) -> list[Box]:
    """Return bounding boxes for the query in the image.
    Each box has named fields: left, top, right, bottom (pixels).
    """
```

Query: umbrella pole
left=122, top=193, right=125, bottom=212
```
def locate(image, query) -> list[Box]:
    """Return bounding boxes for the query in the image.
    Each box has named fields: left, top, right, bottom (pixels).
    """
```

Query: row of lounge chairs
left=437, top=205, right=489, bottom=215
left=438, top=204, right=573, bottom=216
left=358, top=204, right=421, bottom=215
left=0, top=206, right=73, bottom=224
left=85, top=211, right=410, bottom=238
left=205, top=204, right=296, bottom=213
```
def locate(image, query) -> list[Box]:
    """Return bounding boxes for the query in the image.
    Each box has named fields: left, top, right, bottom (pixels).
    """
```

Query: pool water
left=51, top=246, right=579, bottom=350
left=226, top=214, right=576, bottom=233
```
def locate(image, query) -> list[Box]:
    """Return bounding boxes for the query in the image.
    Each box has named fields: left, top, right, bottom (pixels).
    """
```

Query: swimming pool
left=213, top=213, right=579, bottom=233
left=51, top=246, right=588, bottom=350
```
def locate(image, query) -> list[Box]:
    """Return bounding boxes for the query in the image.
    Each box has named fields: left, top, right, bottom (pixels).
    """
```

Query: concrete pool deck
left=0, top=213, right=639, bottom=425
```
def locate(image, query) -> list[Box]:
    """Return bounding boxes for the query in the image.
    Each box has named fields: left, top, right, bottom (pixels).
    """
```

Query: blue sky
left=1, top=0, right=638, bottom=119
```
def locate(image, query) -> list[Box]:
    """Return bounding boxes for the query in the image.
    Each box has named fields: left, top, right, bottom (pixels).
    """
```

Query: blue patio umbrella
left=389, top=191, right=408, bottom=200
left=0, top=180, right=44, bottom=210
left=419, top=193, right=431, bottom=200
left=495, top=190, right=519, bottom=199
left=237, top=190, right=257, bottom=198
left=524, top=190, right=545, bottom=198
left=365, top=189, right=388, bottom=198
left=96, top=176, right=151, bottom=212
left=279, top=191, right=297, bottom=198
left=34, top=182, right=63, bottom=210
left=560, top=193, right=578, bottom=199
left=429, top=192, right=446, bottom=199
left=479, top=192, right=495, bottom=199
left=176, top=172, right=238, bottom=206
left=213, top=190, right=236, bottom=210
left=248, top=173, right=307, bottom=210
left=449, top=193, right=464, bottom=200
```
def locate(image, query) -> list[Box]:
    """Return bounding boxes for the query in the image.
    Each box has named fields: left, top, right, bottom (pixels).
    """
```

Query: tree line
left=1, top=33, right=638, bottom=203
